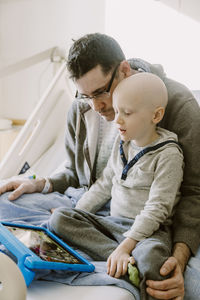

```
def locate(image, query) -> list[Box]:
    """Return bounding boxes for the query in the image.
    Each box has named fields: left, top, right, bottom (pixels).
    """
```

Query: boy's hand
left=107, top=237, right=137, bottom=278
left=107, top=247, right=133, bottom=278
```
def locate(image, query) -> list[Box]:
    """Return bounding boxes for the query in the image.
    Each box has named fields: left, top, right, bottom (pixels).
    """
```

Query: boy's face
left=113, top=92, right=155, bottom=145
left=75, top=65, right=119, bottom=121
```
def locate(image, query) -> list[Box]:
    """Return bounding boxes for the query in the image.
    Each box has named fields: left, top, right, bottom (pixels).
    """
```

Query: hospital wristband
left=41, top=178, right=51, bottom=194
left=28, top=174, right=36, bottom=179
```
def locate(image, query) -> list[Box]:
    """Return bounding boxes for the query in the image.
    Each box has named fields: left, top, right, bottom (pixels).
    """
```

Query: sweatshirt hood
left=148, top=127, right=182, bottom=154
left=128, top=58, right=166, bottom=80
left=125, top=127, right=182, bottom=155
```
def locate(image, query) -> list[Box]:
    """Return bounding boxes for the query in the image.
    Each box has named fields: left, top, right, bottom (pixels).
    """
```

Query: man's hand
left=146, top=242, right=190, bottom=299
left=146, top=256, right=184, bottom=299
left=0, top=177, right=46, bottom=200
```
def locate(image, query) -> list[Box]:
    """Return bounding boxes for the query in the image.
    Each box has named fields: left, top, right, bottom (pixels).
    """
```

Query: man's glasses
left=75, top=64, right=119, bottom=102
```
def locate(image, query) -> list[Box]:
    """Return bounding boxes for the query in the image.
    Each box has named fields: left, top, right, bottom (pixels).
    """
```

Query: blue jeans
left=0, top=191, right=72, bottom=225
left=184, top=245, right=200, bottom=299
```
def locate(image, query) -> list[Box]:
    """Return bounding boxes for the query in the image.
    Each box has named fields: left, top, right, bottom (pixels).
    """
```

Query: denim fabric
left=184, top=245, right=200, bottom=299
left=0, top=192, right=72, bottom=225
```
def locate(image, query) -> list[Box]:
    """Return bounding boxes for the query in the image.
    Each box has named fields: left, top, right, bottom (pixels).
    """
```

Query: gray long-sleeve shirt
left=76, top=128, right=184, bottom=241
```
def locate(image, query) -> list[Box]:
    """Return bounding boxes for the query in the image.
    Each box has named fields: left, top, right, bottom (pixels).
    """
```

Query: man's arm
left=49, top=101, right=82, bottom=193
left=173, top=242, right=191, bottom=272
left=0, top=101, right=80, bottom=199
left=160, top=88, right=200, bottom=254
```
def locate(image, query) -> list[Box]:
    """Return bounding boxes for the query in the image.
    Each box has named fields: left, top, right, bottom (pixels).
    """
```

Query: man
left=0, top=33, right=200, bottom=299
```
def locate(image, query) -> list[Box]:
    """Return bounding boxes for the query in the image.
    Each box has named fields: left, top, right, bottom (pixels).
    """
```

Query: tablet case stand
left=0, top=222, right=95, bottom=286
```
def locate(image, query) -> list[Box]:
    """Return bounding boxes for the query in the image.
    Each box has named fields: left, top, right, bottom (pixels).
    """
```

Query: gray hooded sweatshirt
left=76, top=128, right=184, bottom=241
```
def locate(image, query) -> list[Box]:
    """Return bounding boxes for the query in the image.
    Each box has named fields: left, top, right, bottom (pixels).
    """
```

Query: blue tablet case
left=0, top=222, right=95, bottom=286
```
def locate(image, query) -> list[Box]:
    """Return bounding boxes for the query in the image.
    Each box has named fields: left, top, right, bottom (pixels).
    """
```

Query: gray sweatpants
left=48, top=207, right=172, bottom=300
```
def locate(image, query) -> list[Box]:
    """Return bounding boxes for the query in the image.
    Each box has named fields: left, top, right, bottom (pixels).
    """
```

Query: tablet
left=0, top=222, right=95, bottom=286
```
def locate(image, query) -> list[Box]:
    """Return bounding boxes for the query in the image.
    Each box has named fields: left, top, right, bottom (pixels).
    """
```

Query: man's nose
left=90, top=98, right=105, bottom=112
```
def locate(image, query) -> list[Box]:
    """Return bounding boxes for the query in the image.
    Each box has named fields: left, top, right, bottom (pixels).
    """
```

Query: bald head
left=113, top=72, right=168, bottom=111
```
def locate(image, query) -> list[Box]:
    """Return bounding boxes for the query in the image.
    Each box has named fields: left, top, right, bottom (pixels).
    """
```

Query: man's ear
left=119, top=60, right=132, bottom=78
left=152, top=107, right=165, bottom=124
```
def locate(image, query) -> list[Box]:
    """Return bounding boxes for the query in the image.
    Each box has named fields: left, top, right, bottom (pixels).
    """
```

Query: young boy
left=49, top=73, right=184, bottom=299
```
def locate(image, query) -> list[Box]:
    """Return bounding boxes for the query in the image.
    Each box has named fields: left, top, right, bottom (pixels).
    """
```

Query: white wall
left=161, top=0, right=200, bottom=23
left=105, top=0, right=200, bottom=90
left=0, top=0, right=105, bottom=120
left=1, top=0, right=199, bottom=122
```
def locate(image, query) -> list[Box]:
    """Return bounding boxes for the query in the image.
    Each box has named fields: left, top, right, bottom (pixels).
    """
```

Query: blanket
left=0, top=189, right=140, bottom=300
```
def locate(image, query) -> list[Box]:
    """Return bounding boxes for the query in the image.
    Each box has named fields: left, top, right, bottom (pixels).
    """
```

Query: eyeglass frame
left=75, top=63, right=120, bottom=102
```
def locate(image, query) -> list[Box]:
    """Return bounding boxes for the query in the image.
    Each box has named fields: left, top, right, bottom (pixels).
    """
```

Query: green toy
left=128, top=263, right=140, bottom=288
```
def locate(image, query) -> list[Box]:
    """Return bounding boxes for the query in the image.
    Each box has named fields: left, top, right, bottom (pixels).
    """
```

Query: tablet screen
left=6, top=226, right=82, bottom=264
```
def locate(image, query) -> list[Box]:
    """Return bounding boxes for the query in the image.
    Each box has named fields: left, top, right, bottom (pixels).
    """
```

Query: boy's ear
left=152, top=107, right=165, bottom=124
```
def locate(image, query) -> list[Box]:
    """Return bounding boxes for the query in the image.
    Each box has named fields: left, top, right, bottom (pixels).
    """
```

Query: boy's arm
left=76, top=157, right=114, bottom=213
left=76, top=134, right=120, bottom=212
left=124, top=150, right=184, bottom=242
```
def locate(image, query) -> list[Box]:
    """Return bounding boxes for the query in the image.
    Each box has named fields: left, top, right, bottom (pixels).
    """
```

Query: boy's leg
left=132, top=225, right=172, bottom=300
left=48, top=207, right=132, bottom=261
